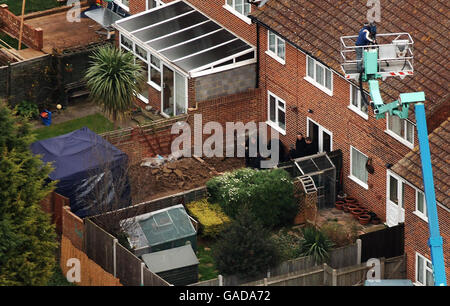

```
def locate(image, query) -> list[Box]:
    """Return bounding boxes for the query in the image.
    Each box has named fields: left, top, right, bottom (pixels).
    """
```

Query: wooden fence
left=60, top=235, right=122, bottom=286
left=359, top=223, right=404, bottom=262
left=243, top=255, right=406, bottom=286
left=190, top=242, right=360, bottom=286
left=83, top=219, right=170, bottom=286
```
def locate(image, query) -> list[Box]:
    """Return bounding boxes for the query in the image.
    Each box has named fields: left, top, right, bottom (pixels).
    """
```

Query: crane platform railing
left=340, top=33, right=414, bottom=80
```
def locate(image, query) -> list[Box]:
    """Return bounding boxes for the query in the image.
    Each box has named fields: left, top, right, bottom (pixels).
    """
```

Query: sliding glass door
left=161, top=64, right=187, bottom=117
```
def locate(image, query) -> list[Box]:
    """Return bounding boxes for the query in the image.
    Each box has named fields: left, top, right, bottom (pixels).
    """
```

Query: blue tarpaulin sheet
left=31, top=127, right=131, bottom=218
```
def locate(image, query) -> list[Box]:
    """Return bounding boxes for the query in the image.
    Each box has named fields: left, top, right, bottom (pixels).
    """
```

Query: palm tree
left=85, top=45, right=145, bottom=127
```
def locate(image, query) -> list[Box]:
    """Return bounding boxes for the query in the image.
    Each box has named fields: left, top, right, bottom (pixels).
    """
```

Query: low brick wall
left=0, top=4, right=43, bottom=50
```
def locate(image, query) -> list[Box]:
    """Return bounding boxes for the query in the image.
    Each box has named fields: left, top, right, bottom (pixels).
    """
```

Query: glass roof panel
left=133, top=11, right=208, bottom=43
left=160, top=29, right=237, bottom=61
left=118, top=1, right=194, bottom=32
left=149, top=21, right=220, bottom=51
left=296, top=159, right=319, bottom=174
left=174, top=39, right=252, bottom=72
left=313, top=155, right=334, bottom=171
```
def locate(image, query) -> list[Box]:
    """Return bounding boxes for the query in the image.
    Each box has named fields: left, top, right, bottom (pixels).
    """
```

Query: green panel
left=364, top=49, right=378, bottom=75
left=368, top=80, right=383, bottom=107
left=400, top=92, right=425, bottom=103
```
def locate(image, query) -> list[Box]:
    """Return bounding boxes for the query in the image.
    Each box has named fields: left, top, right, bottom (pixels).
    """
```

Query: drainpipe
left=249, top=15, right=260, bottom=89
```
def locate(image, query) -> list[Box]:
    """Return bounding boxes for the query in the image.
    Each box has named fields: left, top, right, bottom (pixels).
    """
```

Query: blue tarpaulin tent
left=31, top=127, right=131, bottom=218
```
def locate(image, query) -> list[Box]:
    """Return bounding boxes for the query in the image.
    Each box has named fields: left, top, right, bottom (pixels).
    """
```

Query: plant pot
left=345, top=197, right=357, bottom=204
left=348, top=204, right=359, bottom=211
left=335, top=201, right=345, bottom=210
left=337, top=192, right=347, bottom=202
left=343, top=204, right=350, bottom=213
left=351, top=208, right=364, bottom=219
left=358, top=214, right=371, bottom=225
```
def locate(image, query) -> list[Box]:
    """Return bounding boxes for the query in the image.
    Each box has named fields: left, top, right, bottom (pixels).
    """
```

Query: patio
left=25, top=9, right=108, bottom=54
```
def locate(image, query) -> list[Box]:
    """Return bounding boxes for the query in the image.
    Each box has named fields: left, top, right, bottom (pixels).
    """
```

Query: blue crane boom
left=341, top=36, right=446, bottom=286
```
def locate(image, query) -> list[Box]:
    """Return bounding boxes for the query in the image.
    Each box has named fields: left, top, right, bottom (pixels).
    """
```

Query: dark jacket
left=295, top=138, right=307, bottom=158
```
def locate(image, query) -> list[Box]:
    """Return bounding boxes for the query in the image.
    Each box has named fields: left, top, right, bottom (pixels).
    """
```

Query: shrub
left=206, top=168, right=298, bottom=228
left=212, top=206, right=281, bottom=277
left=186, top=199, right=231, bottom=239
left=320, top=220, right=359, bottom=248
left=272, top=228, right=302, bottom=261
left=299, top=226, right=334, bottom=265
left=15, top=100, right=39, bottom=119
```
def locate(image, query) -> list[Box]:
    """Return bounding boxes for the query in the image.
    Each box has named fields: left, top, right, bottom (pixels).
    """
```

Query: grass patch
left=196, top=244, right=219, bottom=282
left=0, top=0, right=64, bottom=16
left=0, top=32, right=27, bottom=49
left=33, top=113, right=115, bottom=140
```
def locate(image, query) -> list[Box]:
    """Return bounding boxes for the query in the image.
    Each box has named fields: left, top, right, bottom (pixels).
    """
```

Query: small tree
left=0, top=102, right=58, bottom=285
left=212, top=206, right=281, bottom=278
left=85, top=45, right=145, bottom=127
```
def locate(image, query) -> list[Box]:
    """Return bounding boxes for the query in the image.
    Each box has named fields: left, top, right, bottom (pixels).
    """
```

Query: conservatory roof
left=114, top=0, right=256, bottom=76
left=293, top=153, right=336, bottom=176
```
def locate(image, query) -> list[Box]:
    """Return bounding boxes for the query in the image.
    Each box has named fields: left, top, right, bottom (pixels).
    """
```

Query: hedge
left=186, top=199, right=231, bottom=239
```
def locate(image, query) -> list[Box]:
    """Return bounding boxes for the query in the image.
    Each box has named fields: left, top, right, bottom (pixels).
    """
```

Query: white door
left=386, top=172, right=405, bottom=226
left=307, top=118, right=333, bottom=153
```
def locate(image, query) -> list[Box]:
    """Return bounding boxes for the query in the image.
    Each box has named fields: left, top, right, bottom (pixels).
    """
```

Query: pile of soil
left=128, top=157, right=245, bottom=204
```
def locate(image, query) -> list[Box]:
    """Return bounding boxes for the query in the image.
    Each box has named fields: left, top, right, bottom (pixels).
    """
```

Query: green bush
left=299, top=226, right=334, bottom=265
left=320, top=220, right=359, bottom=248
left=15, top=100, right=39, bottom=119
left=206, top=168, right=298, bottom=228
left=186, top=199, right=231, bottom=239
left=212, top=206, right=281, bottom=277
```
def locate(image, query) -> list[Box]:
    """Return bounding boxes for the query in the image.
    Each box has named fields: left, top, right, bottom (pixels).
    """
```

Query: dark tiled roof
left=251, top=0, right=449, bottom=122
left=391, top=118, right=450, bottom=208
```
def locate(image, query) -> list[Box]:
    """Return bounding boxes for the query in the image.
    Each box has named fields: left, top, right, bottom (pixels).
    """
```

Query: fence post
left=113, top=238, right=118, bottom=278
left=380, top=257, right=386, bottom=279
left=141, top=262, right=145, bottom=286
left=263, top=278, right=268, bottom=286
left=218, top=274, right=223, bottom=286
left=332, top=268, right=338, bottom=286
left=356, top=239, right=362, bottom=265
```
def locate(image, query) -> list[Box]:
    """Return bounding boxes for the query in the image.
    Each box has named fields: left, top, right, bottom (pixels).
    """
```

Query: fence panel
left=384, top=255, right=407, bottom=279
left=83, top=219, right=115, bottom=275
left=115, top=244, right=145, bottom=286
left=336, top=263, right=369, bottom=286
left=143, top=267, right=171, bottom=286
left=60, top=235, right=122, bottom=286
left=329, top=244, right=358, bottom=268
left=359, top=223, right=404, bottom=262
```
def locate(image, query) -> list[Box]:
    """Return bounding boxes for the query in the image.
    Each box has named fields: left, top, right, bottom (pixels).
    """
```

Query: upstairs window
left=415, top=190, right=428, bottom=221
left=386, top=114, right=415, bottom=148
left=267, top=31, right=286, bottom=63
left=306, top=56, right=333, bottom=95
left=350, top=84, right=369, bottom=119
left=225, top=0, right=251, bottom=23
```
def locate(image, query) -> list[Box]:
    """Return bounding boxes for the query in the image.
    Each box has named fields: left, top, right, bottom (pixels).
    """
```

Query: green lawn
left=33, top=113, right=115, bottom=140
left=197, top=244, right=219, bottom=282
left=0, top=0, right=64, bottom=16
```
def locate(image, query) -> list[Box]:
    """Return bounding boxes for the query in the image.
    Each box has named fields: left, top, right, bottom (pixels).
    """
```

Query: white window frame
left=223, top=0, right=252, bottom=24
left=385, top=113, right=415, bottom=149
left=146, top=0, right=165, bottom=10
left=387, top=171, right=405, bottom=210
left=306, top=117, right=333, bottom=153
left=305, top=55, right=333, bottom=96
left=349, top=146, right=369, bottom=189
left=149, top=54, right=162, bottom=91
left=266, top=30, right=286, bottom=65
left=413, top=189, right=428, bottom=222
left=160, top=64, right=188, bottom=118
left=114, top=0, right=130, bottom=12
left=415, top=252, right=434, bottom=286
left=266, top=91, right=286, bottom=135
left=349, top=84, right=369, bottom=120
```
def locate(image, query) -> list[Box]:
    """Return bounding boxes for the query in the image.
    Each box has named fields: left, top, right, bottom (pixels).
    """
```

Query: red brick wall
left=402, top=183, right=450, bottom=284
left=257, top=27, right=417, bottom=221
left=0, top=4, right=43, bottom=50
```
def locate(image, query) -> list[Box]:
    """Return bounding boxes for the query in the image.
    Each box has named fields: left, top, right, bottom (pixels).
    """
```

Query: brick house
left=390, top=118, right=449, bottom=284
left=109, top=0, right=262, bottom=129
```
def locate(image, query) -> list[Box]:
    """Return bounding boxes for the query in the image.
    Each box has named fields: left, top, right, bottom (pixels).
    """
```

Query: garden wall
left=0, top=4, right=43, bottom=50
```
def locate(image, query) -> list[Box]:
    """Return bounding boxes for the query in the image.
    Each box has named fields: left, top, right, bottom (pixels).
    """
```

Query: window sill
left=384, top=130, right=414, bottom=149
left=348, top=175, right=369, bottom=190
left=412, top=211, right=428, bottom=223
left=222, top=5, right=252, bottom=25
left=304, top=76, right=333, bottom=97
left=265, top=50, right=285, bottom=65
left=348, top=105, right=369, bottom=120
left=265, top=121, right=286, bottom=136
